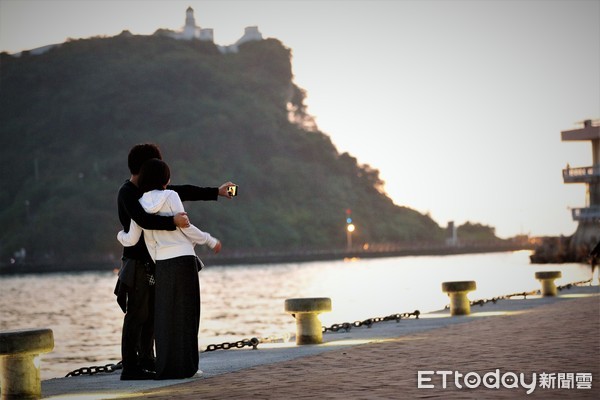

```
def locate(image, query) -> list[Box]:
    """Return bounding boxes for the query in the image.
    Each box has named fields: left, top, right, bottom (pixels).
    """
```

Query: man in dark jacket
left=116, top=143, right=235, bottom=380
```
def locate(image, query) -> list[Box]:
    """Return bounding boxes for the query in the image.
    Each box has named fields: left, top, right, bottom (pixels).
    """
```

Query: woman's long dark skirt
left=154, top=255, right=201, bottom=379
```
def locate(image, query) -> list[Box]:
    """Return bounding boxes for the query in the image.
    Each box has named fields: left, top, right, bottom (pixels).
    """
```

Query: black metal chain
left=459, top=278, right=594, bottom=309
left=65, top=337, right=260, bottom=377
left=468, top=290, right=539, bottom=307
left=323, top=310, right=421, bottom=333
left=65, top=361, right=122, bottom=377
left=203, top=337, right=260, bottom=352
left=557, top=279, right=592, bottom=290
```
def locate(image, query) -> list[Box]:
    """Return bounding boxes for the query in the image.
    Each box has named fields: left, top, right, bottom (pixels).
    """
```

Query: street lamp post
left=346, top=223, right=355, bottom=250
left=345, top=208, right=355, bottom=250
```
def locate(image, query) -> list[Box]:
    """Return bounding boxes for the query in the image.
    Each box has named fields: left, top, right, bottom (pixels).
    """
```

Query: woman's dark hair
left=128, top=143, right=162, bottom=174
left=138, top=159, right=170, bottom=193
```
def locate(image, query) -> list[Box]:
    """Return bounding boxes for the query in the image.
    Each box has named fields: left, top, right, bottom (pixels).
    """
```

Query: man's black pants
left=120, top=259, right=155, bottom=372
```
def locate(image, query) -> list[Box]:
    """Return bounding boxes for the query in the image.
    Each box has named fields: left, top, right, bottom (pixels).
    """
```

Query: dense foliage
left=456, top=222, right=498, bottom=242
left=0, top=34, right=446, bottom=265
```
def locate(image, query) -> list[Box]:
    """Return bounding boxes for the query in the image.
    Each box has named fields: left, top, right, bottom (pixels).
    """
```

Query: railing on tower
left=571, top=206, right=600, bottom=221
left=563, top=165, right=600, bottom=183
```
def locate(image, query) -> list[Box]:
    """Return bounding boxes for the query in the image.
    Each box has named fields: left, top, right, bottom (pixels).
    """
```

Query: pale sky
left=1, top=0, right=599, bottom=238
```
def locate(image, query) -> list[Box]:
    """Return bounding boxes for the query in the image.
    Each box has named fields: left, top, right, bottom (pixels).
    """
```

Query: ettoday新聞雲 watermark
left=418, top=370, right=592, bottom=394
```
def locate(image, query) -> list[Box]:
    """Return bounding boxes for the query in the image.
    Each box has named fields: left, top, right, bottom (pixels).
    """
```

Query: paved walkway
left=124, top=293, right=600, bottom=399
left=42, top=286, right=599, bottom=399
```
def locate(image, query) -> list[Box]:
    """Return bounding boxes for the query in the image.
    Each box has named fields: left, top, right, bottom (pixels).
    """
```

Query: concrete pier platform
left=41, top=285, right=599, bottom=399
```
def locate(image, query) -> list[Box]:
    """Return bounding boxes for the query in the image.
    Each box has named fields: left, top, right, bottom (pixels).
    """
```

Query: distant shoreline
left=0, top=243, right=538, bottom=276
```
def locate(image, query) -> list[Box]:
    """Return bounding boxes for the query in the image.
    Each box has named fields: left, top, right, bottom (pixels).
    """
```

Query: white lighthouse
left=175, top=6, right=214, bottom=42
left=182, top=6, right=197, bottom=39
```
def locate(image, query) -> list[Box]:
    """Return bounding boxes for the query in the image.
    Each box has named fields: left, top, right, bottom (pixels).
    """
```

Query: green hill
left=0, top=33, right=448, bottom=266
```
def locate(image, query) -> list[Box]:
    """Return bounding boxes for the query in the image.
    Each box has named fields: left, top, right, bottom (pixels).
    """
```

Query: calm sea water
left=0, top=251, right=592, bottom=380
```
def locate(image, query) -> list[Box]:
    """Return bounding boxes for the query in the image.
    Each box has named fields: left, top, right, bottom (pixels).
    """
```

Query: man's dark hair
left=138, top=159, right=171, bottom=193
left=128, top=143, right=162, bottom=174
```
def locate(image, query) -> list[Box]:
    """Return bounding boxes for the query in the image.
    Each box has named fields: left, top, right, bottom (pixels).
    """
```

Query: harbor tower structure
left=562, top=119, right=600, bottom=256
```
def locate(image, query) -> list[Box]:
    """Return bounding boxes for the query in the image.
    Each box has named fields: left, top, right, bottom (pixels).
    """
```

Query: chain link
left=202, top=337, right=260, bottom=352
left=455, top=278, right=594, bottom=309
left=468, top=290, right=539, bottom=307
left=65, top=337, right=260, bottom=377
left=323, top=310, right=421, bottom=333
left=65, top=361, right=122, bottom=377
left=556, top=279, right=592, bottom=291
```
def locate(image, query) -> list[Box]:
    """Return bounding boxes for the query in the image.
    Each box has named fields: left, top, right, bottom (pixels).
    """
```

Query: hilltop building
left=170, top=6, right=215, bottom=42
left=168, top=6, right=262, bottom=53
left=562, top=119, right=600, bottom=252
left=10, top=6, right=262, bottom=57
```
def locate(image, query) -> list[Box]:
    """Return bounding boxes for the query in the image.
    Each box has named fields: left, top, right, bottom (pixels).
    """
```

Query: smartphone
left=227, top=185, right=238, bottom=197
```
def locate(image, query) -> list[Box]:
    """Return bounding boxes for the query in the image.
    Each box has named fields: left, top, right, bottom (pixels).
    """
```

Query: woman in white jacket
left=117, top=158, right=221, bottom=379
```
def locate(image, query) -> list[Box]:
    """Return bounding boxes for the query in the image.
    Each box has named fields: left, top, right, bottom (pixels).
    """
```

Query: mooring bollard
left=285, top=297, right=332, bottom=345
left=442, top=281, right=477, bottom=316
left=535, top=271, right=562, bottom=296
left=0, top=328, right=54, bottom=400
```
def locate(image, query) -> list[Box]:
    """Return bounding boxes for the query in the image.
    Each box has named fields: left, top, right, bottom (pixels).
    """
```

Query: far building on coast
left=532, top=118, right=600, bottom=263
left=562, top=119, right=600, bottom=252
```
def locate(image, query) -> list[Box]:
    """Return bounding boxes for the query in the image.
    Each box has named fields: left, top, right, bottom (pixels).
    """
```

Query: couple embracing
left=115, top=143, right=236, bottom=380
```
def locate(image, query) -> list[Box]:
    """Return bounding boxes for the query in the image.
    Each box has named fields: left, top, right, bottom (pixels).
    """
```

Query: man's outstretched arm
left=168, top=182, right=236, bottom=202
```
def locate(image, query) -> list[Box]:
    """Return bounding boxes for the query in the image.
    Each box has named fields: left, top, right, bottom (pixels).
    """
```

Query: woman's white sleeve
left=182, top=224, right=218, bottom=248
left=117, top=219, right=143, bottom=247
left=168, top=191, right=218, bottom=249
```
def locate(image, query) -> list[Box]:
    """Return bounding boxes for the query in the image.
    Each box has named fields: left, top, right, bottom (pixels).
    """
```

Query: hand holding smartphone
left=227, top=185, right=238, bottom=197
